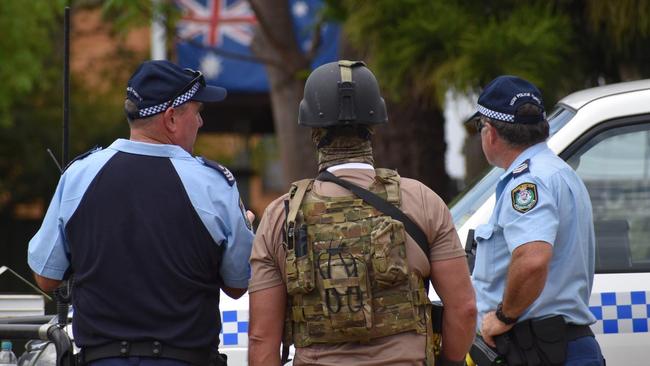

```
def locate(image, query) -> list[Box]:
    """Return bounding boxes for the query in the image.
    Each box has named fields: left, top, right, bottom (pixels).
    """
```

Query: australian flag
left=175, top=0, right=340, bottom=92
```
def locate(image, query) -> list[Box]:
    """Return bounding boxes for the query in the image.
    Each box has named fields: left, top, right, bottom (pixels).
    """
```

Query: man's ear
left=486, top=122, right=498, bottom=145
left=162, top=107, right=176, bottom=133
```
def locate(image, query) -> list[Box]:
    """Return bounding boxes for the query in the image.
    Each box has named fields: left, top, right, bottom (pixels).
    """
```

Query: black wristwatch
left=495, top=302, right=518, bottom=325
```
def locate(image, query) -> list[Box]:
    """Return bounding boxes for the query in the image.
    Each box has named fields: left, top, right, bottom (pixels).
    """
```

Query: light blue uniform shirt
left=472, top=142, right=597, bottom=329
left=28, top=139, right=254, bottom=288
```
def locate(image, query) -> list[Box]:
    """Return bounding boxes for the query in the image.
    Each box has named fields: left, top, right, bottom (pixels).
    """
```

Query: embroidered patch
left=511, top=182, right=538, bottom=213
left=512, top=159, right=530, bottom=178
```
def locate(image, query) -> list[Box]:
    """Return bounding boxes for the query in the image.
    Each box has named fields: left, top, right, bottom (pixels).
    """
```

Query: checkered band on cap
left=137, top=82, right=201, bottom=118
left=477, top=104, right=515, bottom=123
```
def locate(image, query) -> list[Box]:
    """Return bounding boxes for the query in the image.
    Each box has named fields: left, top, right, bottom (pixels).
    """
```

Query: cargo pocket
left=286, top=249, right=315, bottom=295
left=316, top=246, right=372, bottom=332
left=370, top=218, right=409, bottom=289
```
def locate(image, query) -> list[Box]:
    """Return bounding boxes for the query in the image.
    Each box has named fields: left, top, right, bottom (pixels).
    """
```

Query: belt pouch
left=495, top=332, right=526, bottom=366
left=530, top=315, right=567, bottom=366
left=513, top=321, right=541, bottom=366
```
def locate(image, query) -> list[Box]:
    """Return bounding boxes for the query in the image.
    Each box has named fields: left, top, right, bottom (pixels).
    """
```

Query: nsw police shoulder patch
left=511, top=182, right=538, bottom=213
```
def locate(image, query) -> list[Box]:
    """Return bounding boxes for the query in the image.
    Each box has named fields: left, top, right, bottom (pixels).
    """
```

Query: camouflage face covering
left=312, top=127, right=375, bottom=171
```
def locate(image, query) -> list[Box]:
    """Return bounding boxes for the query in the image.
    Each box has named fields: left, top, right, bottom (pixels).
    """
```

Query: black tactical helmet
left=298, top=60, right=388, bottom=127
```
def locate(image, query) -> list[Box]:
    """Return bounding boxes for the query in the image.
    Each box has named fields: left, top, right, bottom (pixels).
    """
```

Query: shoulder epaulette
left=63, top=145, right=102, bottom=172
left=201, top=157, right=235, bottom=186
left=512, top=159, right=530, bottom=178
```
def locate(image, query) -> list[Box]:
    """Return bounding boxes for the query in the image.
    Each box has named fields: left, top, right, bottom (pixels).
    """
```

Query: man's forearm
left=430, top=256, right=477, bottom=361
left=248, top=285, right=286, bottom=366
left=441, top=304, right=477, bottom=360
left=248, top=338, right=281, bottom=366
left=502, top=242, right=552, bottom=317
left=33, top=273, right=62, bottom=293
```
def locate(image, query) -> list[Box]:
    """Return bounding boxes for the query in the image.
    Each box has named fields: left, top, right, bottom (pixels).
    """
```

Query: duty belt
left=78, top=341, right=216, bottom=366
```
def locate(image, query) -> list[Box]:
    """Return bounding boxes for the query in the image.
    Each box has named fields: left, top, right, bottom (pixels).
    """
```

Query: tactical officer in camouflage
left=248, top=61, right=477, bottom=366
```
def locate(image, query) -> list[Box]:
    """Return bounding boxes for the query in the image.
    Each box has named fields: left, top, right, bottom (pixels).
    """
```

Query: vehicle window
left=566, top=123, right=650, bottom=273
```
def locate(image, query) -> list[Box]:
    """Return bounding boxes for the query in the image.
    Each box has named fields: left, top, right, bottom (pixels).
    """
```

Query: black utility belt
left=79, top=341, right=214, bottom=366
left=494, top=315, right=594, bottom=366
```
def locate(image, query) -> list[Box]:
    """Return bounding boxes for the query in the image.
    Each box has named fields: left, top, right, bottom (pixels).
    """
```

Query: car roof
left=557, top=79, right=650, bottom=110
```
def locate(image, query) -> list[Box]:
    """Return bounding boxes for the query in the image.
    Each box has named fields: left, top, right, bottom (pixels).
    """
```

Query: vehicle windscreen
left=450, top=106, right=576, bottom=228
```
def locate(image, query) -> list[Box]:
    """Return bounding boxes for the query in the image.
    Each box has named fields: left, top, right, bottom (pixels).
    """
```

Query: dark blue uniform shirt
left=28, top=139, right=254, bottom=349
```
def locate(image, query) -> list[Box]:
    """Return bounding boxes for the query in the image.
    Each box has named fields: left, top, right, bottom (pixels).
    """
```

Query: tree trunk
left=249, top=0, right=317, bottom=186
left=373, top=98, right=454, bottom=202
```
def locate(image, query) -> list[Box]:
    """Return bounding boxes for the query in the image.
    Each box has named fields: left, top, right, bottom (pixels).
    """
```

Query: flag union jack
left=176, top=0, right=257, bottom=47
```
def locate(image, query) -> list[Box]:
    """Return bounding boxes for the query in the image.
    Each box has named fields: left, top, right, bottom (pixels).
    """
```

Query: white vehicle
left=452, top=79, right=650, bottom=364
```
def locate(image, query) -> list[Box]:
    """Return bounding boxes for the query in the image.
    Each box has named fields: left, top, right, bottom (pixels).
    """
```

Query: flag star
left=292, top=1, right=309, bottom=18
left=200, top=53, right=223, bottom=79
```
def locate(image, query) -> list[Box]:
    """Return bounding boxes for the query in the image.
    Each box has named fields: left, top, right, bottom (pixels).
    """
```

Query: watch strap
left=496, top=302, right=519, bottom=325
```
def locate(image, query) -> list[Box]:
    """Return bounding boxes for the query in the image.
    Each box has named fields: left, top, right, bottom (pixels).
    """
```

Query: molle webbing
left=284, top=169, right=432, bottom=348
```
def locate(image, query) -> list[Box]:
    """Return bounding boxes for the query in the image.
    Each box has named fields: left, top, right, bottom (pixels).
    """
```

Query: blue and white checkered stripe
left=589, top=291, right=650, bottom=334
left=138, top=82, right=201, bottom=118
left=220, top=309, right=249, bottom=347
left=476, top=104, right=515, bottom=123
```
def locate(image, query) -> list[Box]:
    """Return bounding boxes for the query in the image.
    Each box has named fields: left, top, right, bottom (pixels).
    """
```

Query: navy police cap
left=469, top=75, right=545, bottom=124
left=126, top=60, right=227, bottom=120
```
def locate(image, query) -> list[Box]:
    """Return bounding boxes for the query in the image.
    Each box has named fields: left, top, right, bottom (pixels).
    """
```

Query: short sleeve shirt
left=28, top=139, right=254, bottom=288
left=472, top=142, right=597, bottom=329
left=249, top=167, right=464, bottom=366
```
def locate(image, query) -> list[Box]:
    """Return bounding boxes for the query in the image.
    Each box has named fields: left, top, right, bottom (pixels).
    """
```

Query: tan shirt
left=249, top=169, right=464, bottom=366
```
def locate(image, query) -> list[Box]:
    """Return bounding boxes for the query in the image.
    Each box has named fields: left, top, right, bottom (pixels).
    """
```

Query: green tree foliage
left=0, top=1, right=66, bottom=126
left=330, top=0, right=650, bottom=106
left=330, top=1, right=572, bottom=106
left=0, top=2, right=129, bottom=216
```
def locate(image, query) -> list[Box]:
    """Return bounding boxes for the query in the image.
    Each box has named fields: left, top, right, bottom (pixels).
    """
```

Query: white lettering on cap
left=510, top=92, right=541, bottom=106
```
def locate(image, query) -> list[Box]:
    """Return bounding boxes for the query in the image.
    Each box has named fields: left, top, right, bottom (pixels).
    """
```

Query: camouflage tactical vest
left=283, top=169, right=434, bottom=363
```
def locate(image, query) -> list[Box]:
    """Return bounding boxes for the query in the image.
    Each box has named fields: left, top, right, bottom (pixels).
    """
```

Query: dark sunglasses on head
left=168, top=69, right=205, bottom=107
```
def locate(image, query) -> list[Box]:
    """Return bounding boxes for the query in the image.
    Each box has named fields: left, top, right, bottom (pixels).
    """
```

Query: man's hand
left=480, top=311, right=514, bottom=347
left=246, top=210, right=255, bottom=225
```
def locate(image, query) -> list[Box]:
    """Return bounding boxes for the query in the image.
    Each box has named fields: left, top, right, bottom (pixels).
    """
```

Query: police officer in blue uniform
left=27, top=60, right=254, bottom=366
left=469, top=76, right=604, bottom=365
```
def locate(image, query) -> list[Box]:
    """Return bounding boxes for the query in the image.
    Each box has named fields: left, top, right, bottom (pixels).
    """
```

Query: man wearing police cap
left=28, top=60, right=254, bottom=365
left=469, top=75, right=604, bottom=365
left=248, top=60, right=477, bottom=366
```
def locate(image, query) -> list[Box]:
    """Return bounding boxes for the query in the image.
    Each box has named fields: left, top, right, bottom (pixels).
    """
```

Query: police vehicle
left=453, top=79, right=650, bottom=365
left=8, top=80, right=650, bottom=365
